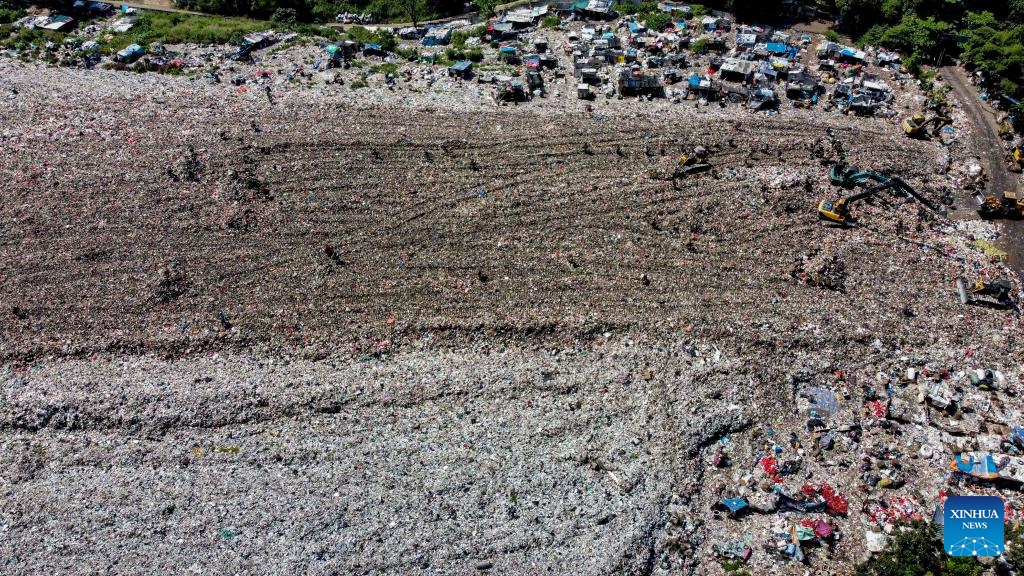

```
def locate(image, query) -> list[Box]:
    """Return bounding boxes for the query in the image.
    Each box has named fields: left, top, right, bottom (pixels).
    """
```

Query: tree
left=270, top=7, right=297, bottom=23
left=474, top=0, right=499, bottom=16
left=1010, top=0, right=1024, bottom=24
left=853, top=521, right=980, bottom=576
left=392, top=0, right=428, bottom=27
left=642, top=11, right=672, bottom=32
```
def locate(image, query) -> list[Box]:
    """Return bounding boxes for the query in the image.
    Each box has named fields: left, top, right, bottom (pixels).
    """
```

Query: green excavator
left=819, top=164, right=947, bottom=224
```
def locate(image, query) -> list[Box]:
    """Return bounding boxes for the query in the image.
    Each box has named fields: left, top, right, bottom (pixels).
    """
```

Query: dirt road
left=941, top=66, right=1023, bottom=276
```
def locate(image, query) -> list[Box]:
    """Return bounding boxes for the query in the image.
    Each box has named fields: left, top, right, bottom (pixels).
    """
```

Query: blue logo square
left=944, top=495, right=1004, bottom=557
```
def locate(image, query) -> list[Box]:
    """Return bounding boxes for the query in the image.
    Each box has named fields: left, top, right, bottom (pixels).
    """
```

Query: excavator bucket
left=956, top=277, right=970, bottom=305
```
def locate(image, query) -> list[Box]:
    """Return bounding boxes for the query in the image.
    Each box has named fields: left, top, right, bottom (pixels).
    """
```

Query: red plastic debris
left=867, top=400, right=886, bottom=418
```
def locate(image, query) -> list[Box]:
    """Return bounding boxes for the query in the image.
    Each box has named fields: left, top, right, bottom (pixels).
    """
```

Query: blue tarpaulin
left=955, top=453, right=1000, bottom=479
left=627, top=21, right=639, bottom=32
left=689, top=73, right=700, bottom=86
left=766, top=42, right=787, bottom=54
left=840, top=47, right=864, bottom=60
left=721, top=498, right=748, bottom=514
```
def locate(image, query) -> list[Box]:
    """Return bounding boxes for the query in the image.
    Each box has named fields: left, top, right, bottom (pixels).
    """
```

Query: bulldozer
left=956, top=276, right=1014, bottom=309
left=901, top=113, right=951, bottom=139
left=976, top=190, right=1024, bottom=219
left=674, top=146, right=712, bottom=177
left=1006, top=144, right=1023, bottom=173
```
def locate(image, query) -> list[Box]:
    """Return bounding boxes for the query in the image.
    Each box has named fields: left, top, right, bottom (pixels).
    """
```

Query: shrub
left=853, top=522, right=980, bottom=576
left=396, top=45, right=418, bottom=60
left=0, top=7, right=26, bottom=24
left=825, top=29, right=840, bottom=42
left=617, top=2, right=658, bottom=16
left=369, top=61, right=398, bottom=75
left=270, top=7, right=297, bottom=24
left=466, top=47, right=483, bottom=62
left=541, top=14, right=560, bottom=29
left=643, top=11, right=672, bottom=31
left=444, top=46, right=465, bottom=61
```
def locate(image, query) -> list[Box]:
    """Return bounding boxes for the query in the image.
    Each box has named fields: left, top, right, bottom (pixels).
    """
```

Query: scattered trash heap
left=3, top=2, right=928, bottom=121
left=0, top=5, right=1022, bottom=576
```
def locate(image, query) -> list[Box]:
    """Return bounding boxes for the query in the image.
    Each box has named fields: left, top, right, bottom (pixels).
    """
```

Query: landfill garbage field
left=1, top=14, right=1023, bottom=576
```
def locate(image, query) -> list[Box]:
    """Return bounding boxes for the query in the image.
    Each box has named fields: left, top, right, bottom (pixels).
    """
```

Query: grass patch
left=0, top=26, right=63, bottom=50
left=106, top=12, right=271, bottom=52
left=350, top=74, right=368, bottom=89
left=368, top=61, right=398, bottom=75
left=475, top=63, right=516, bottom=74
left=395, top=45, right=418, bottom=61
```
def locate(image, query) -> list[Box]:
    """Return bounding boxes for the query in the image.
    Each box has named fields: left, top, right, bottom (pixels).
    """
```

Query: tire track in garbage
left=0, top=93, right=973, bottom=360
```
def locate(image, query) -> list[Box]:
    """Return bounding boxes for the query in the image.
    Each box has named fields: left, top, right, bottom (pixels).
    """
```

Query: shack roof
left=720, top=58, right=755, bottom=75
left=736, top=33, right=756, bottom=46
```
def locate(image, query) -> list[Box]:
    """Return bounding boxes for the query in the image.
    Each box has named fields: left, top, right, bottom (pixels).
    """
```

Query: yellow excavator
left=976, top=190, right=1024, bottom=219
left=818, top=179, right=899, bottom=224
left=956, top=276, right=1014, bottom=309
left=902, top=113, right=951, bottom=138
left=1007, top=144, right=1023, bottom=173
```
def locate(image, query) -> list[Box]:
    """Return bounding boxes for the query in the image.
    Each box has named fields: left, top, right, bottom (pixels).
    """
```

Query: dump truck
left=902, top=113, right=951, bottom=138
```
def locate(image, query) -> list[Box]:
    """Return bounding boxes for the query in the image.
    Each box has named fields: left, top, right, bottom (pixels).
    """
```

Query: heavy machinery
left=1007, top=144, right=1023, bottom=172
left=825, top=163, right=947, bottom=219
left=976, top=190, right=1024, bottom=219
left=956, top=276, right=1014, bottom=309
left=901, top=113, right=951, bottom=138
left=675, top=146, right=712, bottom=177
left=818, top=180, right=897, bottom=224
